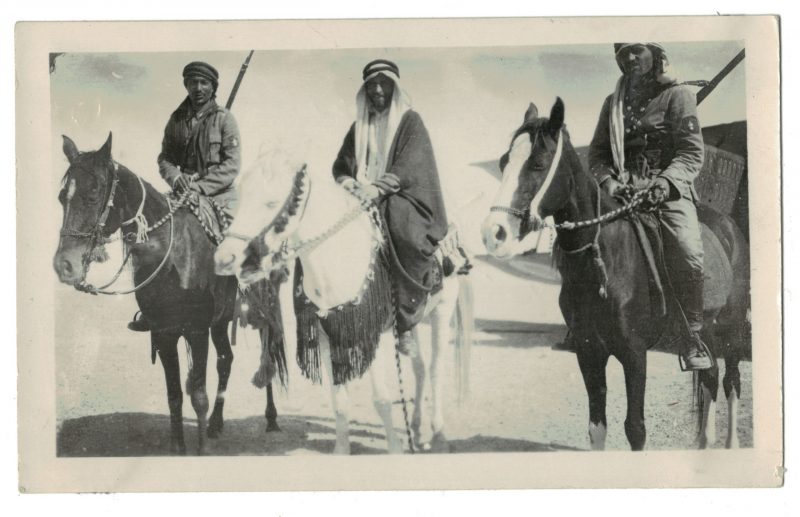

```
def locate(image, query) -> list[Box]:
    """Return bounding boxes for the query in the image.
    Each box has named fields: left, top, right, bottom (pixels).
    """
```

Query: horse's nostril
left=494, top=224, right=507, bottom=243
left=60, top=259, right=73, bottom=275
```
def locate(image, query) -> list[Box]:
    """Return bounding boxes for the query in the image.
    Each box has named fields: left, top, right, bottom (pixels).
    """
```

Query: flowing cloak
left=333, top=109, right=448, bottom=331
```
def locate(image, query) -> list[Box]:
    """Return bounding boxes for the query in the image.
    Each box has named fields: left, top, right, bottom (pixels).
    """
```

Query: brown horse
left=53, top=133, right=284, bottom=454
left=481, top=99, right=750, bottom=450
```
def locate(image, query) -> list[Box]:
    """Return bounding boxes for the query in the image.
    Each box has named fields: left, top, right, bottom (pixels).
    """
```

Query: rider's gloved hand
left=600, top=177, right=628, bottom=199
left=644, top=176, right=672, bottom=208
left=361, top=184, right=382, bottom=200
left=171, top=173, right=193, bottom=194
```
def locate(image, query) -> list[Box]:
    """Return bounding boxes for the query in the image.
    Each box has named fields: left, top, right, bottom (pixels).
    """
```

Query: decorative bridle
left=489, top=126, right=650, bottom=299
left=490, top=127, right=647, bottom=233
left=58, top=156, right=187, bottom=295
left=225, top=166, right=379, bottom=285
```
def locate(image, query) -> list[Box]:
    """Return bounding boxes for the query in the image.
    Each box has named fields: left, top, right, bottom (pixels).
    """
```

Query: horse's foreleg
left=185, top=329, right=210, bottom=455
left=621, top=350, right=647, bottom=451
left=208, top=322, right=233, bottom=439
left=722, top=334, right=742, bottom=449
left=320, top=331, right=350, bottom=455
left=577, top=347, right=609, bottom=451
left=154, top=331, right=185, bottom=455
left=265, top=382, right=280, bottom=432
left=371, top=330, right=404, bottom=454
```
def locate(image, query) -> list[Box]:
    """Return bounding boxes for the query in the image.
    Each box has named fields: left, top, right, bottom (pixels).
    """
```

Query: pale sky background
left=49, top=41, right=746, bottom=259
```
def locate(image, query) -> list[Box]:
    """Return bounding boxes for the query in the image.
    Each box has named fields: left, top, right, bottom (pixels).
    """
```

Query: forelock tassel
left=131, top=212, right=149, bottom=243
left=591, top=243, right=609, bottom=299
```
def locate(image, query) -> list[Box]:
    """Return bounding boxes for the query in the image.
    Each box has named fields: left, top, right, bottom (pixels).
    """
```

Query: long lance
left=225, top=50, right=255, bottom=110
left=695, top=49, right=745, bottom=106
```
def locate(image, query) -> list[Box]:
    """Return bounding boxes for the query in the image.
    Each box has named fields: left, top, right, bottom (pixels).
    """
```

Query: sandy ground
left=54, top=258, right=752, bottom=456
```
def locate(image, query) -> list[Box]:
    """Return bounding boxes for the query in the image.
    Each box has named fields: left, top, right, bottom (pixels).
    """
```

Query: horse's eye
left=265, top=200, right=279, bottom=209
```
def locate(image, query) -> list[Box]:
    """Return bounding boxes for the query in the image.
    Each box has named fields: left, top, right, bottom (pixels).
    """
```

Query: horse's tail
left=454, top=273, right=475, bottom=402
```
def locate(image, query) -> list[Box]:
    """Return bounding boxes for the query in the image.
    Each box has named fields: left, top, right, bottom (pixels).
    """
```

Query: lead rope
left=390, top=283, right=415, bottom=454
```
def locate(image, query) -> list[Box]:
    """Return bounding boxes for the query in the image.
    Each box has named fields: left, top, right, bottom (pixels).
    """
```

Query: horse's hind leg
left=208, top=322, right=233, bottom=438
left=185, top=329, right=210, bottom=455
left=621, top=350, right=647, bottom=451
left=722, top=328, right=743, bottom=449
left=154, top=331, right=186, bottom=455
left=577, top=347, right=610, bottom=450
left=265, top=382, right=280, bottom=432
left=429, top=300, right=453, bottom=453
left=409, top=327, right=427, bottom=449
left=370, top=330, right=404, bottom=454
left=695, top=330, right=720, bottom=449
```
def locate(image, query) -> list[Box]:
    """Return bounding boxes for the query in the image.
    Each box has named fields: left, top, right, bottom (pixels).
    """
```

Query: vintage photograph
left=16, top=17, right=782, bottom=491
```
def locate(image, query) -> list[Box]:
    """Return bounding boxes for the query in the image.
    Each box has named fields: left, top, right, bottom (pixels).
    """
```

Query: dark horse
left=481, top=99, right=750, bottom=450
left=53, top=134, right=284, bottom=454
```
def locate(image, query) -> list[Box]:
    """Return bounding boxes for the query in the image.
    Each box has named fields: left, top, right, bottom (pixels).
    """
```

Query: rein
left=490, top=127, right=648, bottom=231
left=228, top=168, right=377, bottom=285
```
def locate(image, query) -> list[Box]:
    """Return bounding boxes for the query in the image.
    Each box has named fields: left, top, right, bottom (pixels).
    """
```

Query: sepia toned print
left=17, top=17, right=781, bottom=492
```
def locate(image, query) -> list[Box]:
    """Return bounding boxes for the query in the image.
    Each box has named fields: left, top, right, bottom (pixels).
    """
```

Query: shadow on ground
left=57, top=412, right=580, bottom=457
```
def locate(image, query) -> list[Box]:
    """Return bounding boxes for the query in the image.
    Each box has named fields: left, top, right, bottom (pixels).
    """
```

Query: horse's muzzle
left=481, top=214, right=517, bottom=259
left=53, top=249, right=85, bottom=285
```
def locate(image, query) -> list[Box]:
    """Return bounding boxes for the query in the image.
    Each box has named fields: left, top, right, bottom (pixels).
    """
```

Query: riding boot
left=127, top=311, right=151, bottom=332
left=674, top=270, right=713, bottom=371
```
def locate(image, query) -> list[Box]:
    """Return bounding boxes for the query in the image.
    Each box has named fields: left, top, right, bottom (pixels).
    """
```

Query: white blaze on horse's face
left=481, top=133, right=532, bottom=259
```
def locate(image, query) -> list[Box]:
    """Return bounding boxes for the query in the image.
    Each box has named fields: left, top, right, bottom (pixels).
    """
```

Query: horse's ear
left=98, top=132, right=113, bottom=160
left=548, top=97, right=565, bottom=135
left=62, top=135, right=79, bottom=164
left=523, top=103, right=538, bottom=124
left=499, top=152, right=510, bottom=172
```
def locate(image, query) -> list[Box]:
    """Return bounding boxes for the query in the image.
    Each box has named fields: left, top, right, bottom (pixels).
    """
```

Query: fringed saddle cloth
left=293, top=249, right=394, bottom=386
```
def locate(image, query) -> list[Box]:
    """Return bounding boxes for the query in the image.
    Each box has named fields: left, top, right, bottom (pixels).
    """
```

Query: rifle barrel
left=225, top=50, right=255, bottom=110
left=696, top=49, right=745, bottom=105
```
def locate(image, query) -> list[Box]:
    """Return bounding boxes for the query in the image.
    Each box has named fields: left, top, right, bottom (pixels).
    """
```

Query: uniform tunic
left=158, top=97, right=241, bottom=218
left=588, top=80, right=705, bottom=274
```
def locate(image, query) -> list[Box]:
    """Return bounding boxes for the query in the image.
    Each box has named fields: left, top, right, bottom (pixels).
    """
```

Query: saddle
left=171, top=192, right=229, bottom=245
left=628, top=208, right=734, bottom=322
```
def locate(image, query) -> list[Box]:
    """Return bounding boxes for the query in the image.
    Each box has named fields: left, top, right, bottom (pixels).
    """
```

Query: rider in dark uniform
left=129, top=61, right=241, bottom=331
left=588, top=43, right=712, bottom=371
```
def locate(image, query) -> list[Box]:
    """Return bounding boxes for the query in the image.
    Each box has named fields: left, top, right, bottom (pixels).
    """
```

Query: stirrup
left=127, top=311, right=151, bottom=332
left=678, top=336, right=714, bottom=372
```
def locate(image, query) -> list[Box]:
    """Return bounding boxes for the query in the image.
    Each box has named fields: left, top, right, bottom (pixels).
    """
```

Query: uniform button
left=626, top=106, right=632, bottom=111
left=625, top=128, right=631, bottom=133
left=639, top=107, right=645, bottom=112
left=636, top=121, right=642, bottom=126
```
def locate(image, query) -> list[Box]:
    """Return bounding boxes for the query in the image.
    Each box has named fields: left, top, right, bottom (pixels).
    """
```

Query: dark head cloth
left=183, top=61, right=219, bottom=87
left=362, top=59, right=400, bottom=81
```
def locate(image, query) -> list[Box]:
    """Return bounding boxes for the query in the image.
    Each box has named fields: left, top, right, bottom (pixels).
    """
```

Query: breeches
left=659, top=196, right=704, bottom=274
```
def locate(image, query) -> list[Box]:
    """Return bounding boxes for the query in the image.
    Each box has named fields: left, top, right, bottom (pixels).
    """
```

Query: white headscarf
left=354, top=69, right=413, bottom=182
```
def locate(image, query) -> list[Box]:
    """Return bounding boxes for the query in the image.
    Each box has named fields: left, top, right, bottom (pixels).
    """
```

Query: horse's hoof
left=265, top=420, right=281, bottom=433
left=333, top=444, right=351, bottom=455
left=430, top=432, right=451, bottom=453
left=207, top=417, right=224, bottom=438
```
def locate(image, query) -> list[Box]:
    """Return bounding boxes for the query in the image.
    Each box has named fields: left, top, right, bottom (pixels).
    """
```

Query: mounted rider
left=332, top=59, right=450, bottom=353
left=588, top=42, right=712, bottom=371
left=129, top=60, right=241, bottom=331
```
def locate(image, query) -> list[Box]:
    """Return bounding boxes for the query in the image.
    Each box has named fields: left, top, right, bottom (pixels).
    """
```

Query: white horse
left=215, top=151, right=473, bottom=454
